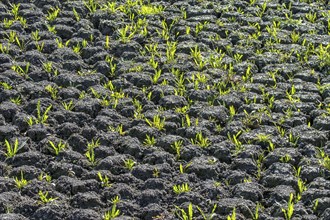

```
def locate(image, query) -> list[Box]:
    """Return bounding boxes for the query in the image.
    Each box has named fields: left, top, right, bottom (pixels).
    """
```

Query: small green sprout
left=84, top=0, right=99, bottom=13
left=46, top=7, right=60, bottom=21
left=171, top=140, right=183, bottom=159
left=108, top=124, right=125, bottom=136
left=97, top=172, right=112, bottom=187
left=48, top=140, right=66, bottom=156
left=10, top=3, right=20, bottom=20
left=191, top=132, right=211, bottom=148
left=123, top=158, right=136, bottom=171
left=85, top=139, right=100, bottom=166
left=14, top=171, right=29, bottom=189
left=282, top=193, right=294, bottom=220
left=175, top=203, right=193, bottom=220
left=26, top=100, right=52, bottom=126
left=72, top=8, right=80, bottom=21
left=10, top=96, right=22, bottom=105
left=62, top=100, right=75, bottom=111
left=227, top=207, right=236, bottom=220
left=3, top=18, right=14, bottom=29
left=38, top=172, right=52, bottom=182
left=145, top=115, right=165, bottom=131
left=143, top=135, right=156, bottom=146
left=153, top=168, right=160, bottom=177
left=228, top=131, right=243, bottom=153
left=4, top=138, right=20, bottom=158
left=288, top=132, right=299, bottom=146
left=280, top=154, right=291, bottom=163
left=104, top=196, right=121, bottom=220
left=179, top=162, right=192, bottom=174
left=0, top=82, right=12, bottom=90
left=45, top=85, right=58, bottom=100
left=173, top=183, right=190, bottom=194
left=38, top=190, right=57, bottom=204
left=11, top=62, right=30, bottom=78
left=313, top=199, right=319, bottom=213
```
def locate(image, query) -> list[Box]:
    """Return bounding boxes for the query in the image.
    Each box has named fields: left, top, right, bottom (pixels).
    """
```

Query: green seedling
left=255, top=133, right=271, bottom=143
left=102, top=2, right=118, bottom=13
left=227, top=207, right=236, bottom=220
left=0, top=42, right=10, bottom=54
left=280, top=154, right=291, bottom=163
left=0, top=82, right=12, bottom=90
left=152, top=69, right=162, bottom=84
left=36, top=42, right=44, bottom=52
left=153, top=168, right=160, bottom=177
left=10, top=3, right=20, bottom=20
left=229, top=105, right=236, bottom=119
left=175, top=202, right=193, bottom=220
left=195, top=21, right=209, bottom=35
left=197, top=203, right=217, bottom=220
left=118, top=25, right=136, bottom=43
left=26, top=100, right=52, bottom=126
left=55, top=38, right=70, bottom=48
left=233, top=53, right=243, bottom=63
left=104, top=196, right=121, bottom=220
left=104, top=35, right=110, bottom=49
left=84, top=0, right=99, bottom=13
left=3, top=18, right=14, bottom=29
left=46, top=7, right=60, bottom=21
left=48, top=140, right=66, bottom=156
left=19, top=17, right=27, bottom=28
left=14, top=171, right=29, bottom=189
left=72, top=43, right=81, bottom=54
left=97, top=172, right=112, bottom=187
left=38, top=190, right=57, bottom=204
left=108, top=124, right=125, bottom=136
left=47, top=25, right=56, bottom=34
left=305, top=12, right=317, bottom=23
left=145, top=115, right=165, bottom=131
left=81, top=39, right=88, bottom=48
left=290, top=31, right=300, bottom=43
left=138, top=4, right=164, bottom=15
left=45, top=85, right=58, bottom=100
left=10, top=96, right=22, bottom=105
left=249, top=202, right=262, bottom=220
left=313, top=199, right=319, bottom=213
left=228, top=131, right=243, bottom=153
left=38, top=172, right=52, bottom=182
left=282, top=193, right=294, bottom=220
left=296, top=178, right=306, bottom=202
left=62, top=100, right=75, bottom=111
left=143, top=135, right=156, bottom=146
left=293, top=166, right=301, bottom=178
left=4, top=138, right=21, bottom=158
left=105, top=55, right=117, bottom=76
left=171, top=140, right=183, bottom=159
left=173, top=183, right=190, bottom=194
left=166, top=41, right=177, bottom=62
left=319, top=156, right=330, bottom=170
left=11, top=62, right=30, bottom=78
left=85, top=139, right=100, bottom=166
left=288, top=132, right=299, bottom=146
left=31, top=30, right=41, bottom=42
left=179, top=162, right=192, bottom=174
left=191, top=132, right=211, bottom=148
left=72, top=8, right=80, bottom=21
left=5, top=30, right=17, bottom=43
left=79, top=91, right=86, bottom=99
left=182, top=114, right=192, bottom=127
left=14, top=35, right=26, bottom=50
left=123, top=158, right=136, bottom=171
